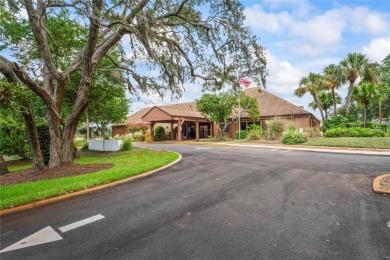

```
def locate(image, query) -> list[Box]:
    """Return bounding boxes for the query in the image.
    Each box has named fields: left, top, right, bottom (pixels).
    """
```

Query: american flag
left=239, top=78, right=251, bottom=87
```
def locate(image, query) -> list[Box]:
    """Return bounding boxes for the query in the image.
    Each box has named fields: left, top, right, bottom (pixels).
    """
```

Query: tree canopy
left=196, top=90, right=259, bottom=137
left=0, top=0, right=267, bottom=170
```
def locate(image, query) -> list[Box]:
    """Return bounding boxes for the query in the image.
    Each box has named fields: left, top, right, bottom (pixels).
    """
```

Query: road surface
left=1, top=143, right=389, bottom=259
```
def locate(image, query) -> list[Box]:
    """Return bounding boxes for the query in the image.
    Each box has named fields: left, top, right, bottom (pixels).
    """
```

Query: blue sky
left=131, top=0, right=390, bottom=118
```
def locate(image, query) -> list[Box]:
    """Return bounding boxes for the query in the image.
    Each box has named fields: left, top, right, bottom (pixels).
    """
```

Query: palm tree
left=309, top=92, right=341, bottom=119
left=295, top=73, right=325, bottom=121
left=323, top=64, right=346, bottom=116
left=340, top=52, right=369, bottom=115
left=353, top=83, right=378, bottom=128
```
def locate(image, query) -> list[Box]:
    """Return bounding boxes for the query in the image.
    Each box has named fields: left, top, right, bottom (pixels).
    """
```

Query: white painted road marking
left=0, top=214, right=105, bottom=253
left=59, top=214, right=105, bottom=233
left=195, top=147, right=211, bottom=150
left=0, top=226, right=63, bottom=253
left=387, top=221, right=390, bottom=228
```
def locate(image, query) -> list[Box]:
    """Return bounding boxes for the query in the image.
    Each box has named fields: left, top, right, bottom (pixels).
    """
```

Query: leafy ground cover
left=0, top=148, right=179, bottom=209
left=304, top=137, right=390, bottom=149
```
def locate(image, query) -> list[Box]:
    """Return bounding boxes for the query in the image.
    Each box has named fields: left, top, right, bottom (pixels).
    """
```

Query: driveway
left=1, top=144, right=389, bottom=259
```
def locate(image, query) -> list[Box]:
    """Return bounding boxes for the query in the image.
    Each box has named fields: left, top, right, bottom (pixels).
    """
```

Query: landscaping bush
left=80, top=143, right=89, bottom=151
left=304, top=127, right=322, bottom=138
left=121, top=139, right=133, bottom=151
left=236, top=130, right=248, bottom=139
left=321, top=115, right=362, bottom=132
left=264, top=128, right=273, bottom=140
left=154, top=126, right=166, bottom=141
left=287, top=124, right=297, bottom=131
left=133, top=134, right=146, bottom=141
left=324, top=127, right=386, bottom=137
left=246, top=124, right=263, bottom=141
left=282, top=130, right=308, bottom=145
left=267, top=116, right=285, bottom=138
left=0, top=117, right=30, bottom=159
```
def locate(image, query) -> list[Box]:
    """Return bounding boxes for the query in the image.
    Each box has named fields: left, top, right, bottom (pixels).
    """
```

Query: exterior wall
left=294, top=116, right=311, bottom=128
left=112, top=125, right=127, bottom=137
left=142, top=107, right=172, bottom=121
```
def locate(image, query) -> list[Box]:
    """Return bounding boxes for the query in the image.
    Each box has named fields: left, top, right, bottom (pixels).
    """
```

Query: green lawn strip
left=9, top=164, right=33, bottom=172
left=304, top=137, right=390, bottom=149
left=0, top=148, right=179, bottom=209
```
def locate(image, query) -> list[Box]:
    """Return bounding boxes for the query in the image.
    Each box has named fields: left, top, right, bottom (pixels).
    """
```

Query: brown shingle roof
left=123, top=107, right=152, bottom=125
left=158, top=102, right=206, bottom=118
left=242, top=87, right=315, bottom=118
left=122, top=87, right=318, bottom=124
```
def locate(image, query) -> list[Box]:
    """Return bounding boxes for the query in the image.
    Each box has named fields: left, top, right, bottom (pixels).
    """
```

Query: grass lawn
left=0, top=148, right=179, bottom=210
left=9, top=164, right=33, bottom=172
left=304, top=137, right=390, bottom=149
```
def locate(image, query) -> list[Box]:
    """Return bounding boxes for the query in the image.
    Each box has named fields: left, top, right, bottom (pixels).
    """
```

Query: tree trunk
left=101, top=123, right=106, bottom=139
left=313, top=95, right=325, bottom=122
left=61, top=93, right=89, bottom=163
left=47, top=109, right=62, bottom=168
left=331, top=87, right=337, bottom=116
left=379, top=101, right=382, bottom=124
left=364, top=104, right=367, bottom=128
left=0, top=154, right=9, bottom=175
left=86, top=116, right=90, bottom=140
left=21, top=100, right=45, bottom=173
left=345, top=80, right=354, bottom=116
left=325, top=109, right=328, bottom=120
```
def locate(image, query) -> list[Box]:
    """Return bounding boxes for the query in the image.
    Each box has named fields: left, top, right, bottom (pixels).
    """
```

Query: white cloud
left=345, top=6, right=389, bottom=36
left=291, top=10, right=345, bottom=47
left=362, top=37, right=390, bottom=63
left=244, top=5, right=292, bottom=32
left=265, top=52, right=303, bottom=95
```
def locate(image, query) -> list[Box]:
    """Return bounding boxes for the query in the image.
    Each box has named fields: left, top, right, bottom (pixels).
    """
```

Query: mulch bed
left=1, top=164, right=113, bottom=186
left=379, top=175, right=390, bottom=191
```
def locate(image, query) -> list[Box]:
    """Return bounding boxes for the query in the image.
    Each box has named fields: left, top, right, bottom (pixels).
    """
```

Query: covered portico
left=141, top=105, right=213, bottom=142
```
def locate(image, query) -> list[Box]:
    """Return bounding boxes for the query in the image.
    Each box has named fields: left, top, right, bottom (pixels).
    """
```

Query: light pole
left=237, top=69, right=262, bottom=140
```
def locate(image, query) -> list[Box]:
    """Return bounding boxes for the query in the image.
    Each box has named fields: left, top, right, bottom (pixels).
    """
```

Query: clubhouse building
left=112, top=87, right=320, bottom=141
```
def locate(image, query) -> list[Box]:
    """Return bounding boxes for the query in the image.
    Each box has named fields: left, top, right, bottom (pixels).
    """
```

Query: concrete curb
left=221, top=143, right=390, bottom=156
left=373, top=174, right=390, bottom=195
left=0, top=152, right=182, bottom=216
left=161, top=141, right=390, bottom=156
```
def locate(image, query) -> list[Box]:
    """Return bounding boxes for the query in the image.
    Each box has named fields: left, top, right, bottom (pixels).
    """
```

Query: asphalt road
left=1, top=144, right=389, bottom=259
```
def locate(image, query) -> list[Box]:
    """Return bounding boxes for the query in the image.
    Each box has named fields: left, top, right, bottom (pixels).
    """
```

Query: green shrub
left=264, top=128, right=273, bottom=140
left=267, top=116, right=285, bottom=138
left=236, top=130, right=248, bottom=139
left=372, top=129, right=386, bottom=137
left=0, top=113, right=31, bottom=159
left=282, top=130, right=308, bottom=144
left=324, top=127, right=386, bottom=137
left=121, top=139, right=133, bottom=151
left=154, top=126, right=166, bottom=141
left=304, top=127, right=321, bottom=138
left=133, top=134, right=146, bottom=141
left=80, top=143, right=89, bottom=151
left=287, top=124, right=297, bottom=131
left=246, top=124, right=263, bottom=141
left=321, top=115, right=362, bottom=132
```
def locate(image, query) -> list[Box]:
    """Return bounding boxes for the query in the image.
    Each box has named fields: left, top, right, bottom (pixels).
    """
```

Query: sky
left=130, top=0, right=390, bottom=119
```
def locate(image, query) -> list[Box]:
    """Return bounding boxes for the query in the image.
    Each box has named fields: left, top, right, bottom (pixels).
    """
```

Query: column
left=150, top=122, right=155, bottom=142
left=177, top=119, right=182, bottom=141
left=170, top=122, right=174, bottom=140
left=196, top=120, right=200, bottom=142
